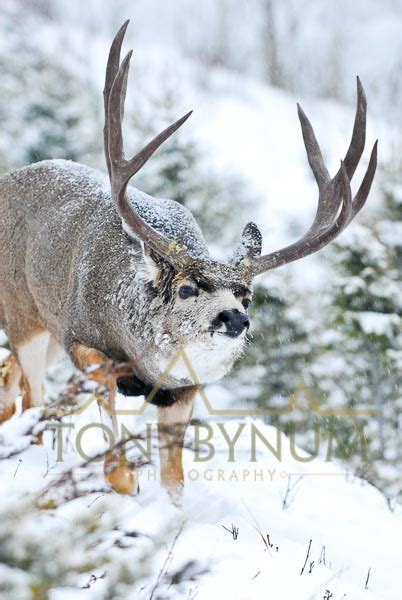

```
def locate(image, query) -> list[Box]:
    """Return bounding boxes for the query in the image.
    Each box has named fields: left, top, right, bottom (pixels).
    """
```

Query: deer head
left=104, top=21, right=377, bottom=385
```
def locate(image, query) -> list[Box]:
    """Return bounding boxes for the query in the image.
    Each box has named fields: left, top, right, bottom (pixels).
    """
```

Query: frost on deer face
left=120, top=245, right=253, bottom=388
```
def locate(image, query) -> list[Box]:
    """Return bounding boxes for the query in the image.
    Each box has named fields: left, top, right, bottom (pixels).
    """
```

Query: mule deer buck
left=0, top=21, right=377, bottom=499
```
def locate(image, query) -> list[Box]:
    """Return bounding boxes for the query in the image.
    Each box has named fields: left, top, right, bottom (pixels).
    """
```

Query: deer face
left=172, top=276, right=252, bottom=383
left=173, top=276, right=250, bottom=338
left=134, top=250, right=253, bottom=385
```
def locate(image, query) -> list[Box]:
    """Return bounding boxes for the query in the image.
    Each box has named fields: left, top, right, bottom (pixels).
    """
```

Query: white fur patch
left=18, top=331, right=50, bottom=407
left=156, top=332, right=245, bottom=386
left=46, top=335, right=65, bottom=367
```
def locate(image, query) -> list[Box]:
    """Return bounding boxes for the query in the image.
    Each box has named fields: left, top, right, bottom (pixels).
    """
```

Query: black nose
left=218, top=309, right=250, bottom=337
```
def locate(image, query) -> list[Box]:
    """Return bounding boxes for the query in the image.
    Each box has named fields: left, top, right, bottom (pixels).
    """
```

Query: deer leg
left=17, top=331, right=50, bottom=411
left=46, top=335, right=65, bottom=368
left=0, top=321, right=50, bottom=437
left=70, top=342, right=138, bottom=495
left=0, top=354, right=21, bottom=424
left=157, top=386, right=198, bottom=505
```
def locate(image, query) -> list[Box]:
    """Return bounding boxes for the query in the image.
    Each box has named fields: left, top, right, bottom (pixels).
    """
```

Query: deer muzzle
left=212, top=309, right=250, bottom=338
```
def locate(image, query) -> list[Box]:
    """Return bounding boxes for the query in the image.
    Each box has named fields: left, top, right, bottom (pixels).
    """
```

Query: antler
left=103, top=20, right=193, bottom=271
left=240, top=78, right=377, bottom=278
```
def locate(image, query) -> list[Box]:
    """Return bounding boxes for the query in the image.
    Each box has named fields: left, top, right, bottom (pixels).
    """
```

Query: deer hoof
left=162, top=482, right=184, bottom=508
left=104, top=452, right=138, bottom=495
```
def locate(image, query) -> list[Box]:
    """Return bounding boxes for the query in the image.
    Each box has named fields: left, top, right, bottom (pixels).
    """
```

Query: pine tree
left=0, top=10, right=102, bottom=171
left=228, top=272, right=315, bottom=437
left=316, top=177, right=402, bottom=498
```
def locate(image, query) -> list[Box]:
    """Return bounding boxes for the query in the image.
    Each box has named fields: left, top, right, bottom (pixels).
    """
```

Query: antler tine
left=103, top=19, right=129, bottom=178
left=336, top=160, right=353, bottom=232
left=108, top=49, right=193, bottom=176
left=330, top=77, right=368, bottom=205
left=350, top=140, right=378, bottom=219
left=126, top=111, right=193, bottom=177
left=241, top=163, right=353, bottom=273
left=297, top=78, right=368, bottom=232
left=107, top=50, right=132, bottom=170
left=103, top=22, right=193, bottom=271
left=297, top=103, right=343, bottom=230
left=297, top=103, right=330, bottom=189
left=300, top=161, right=353, bottom=252
left=241, top=81, right=377, bottom=278
left=343, top=77, right=367, bottom=179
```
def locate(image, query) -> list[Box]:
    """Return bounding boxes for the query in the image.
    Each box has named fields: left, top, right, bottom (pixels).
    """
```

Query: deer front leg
left=70, top=342, right=137, bottom=495
left=0, top=354, right=20, bottom=424
left=157, top=386, right=198, bottom=505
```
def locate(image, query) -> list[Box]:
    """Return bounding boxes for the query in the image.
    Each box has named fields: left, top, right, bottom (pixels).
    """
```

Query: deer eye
left=179, top=285, right=197, bottom=299
left=242, top=298, right=251, bottom=310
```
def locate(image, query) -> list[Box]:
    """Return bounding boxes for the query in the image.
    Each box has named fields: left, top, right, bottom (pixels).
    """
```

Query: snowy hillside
left=0, top=2, right=390, bottom=260
left=57, top=0, right=402, bottom=121
left=1, top=398, right=401, bottom=599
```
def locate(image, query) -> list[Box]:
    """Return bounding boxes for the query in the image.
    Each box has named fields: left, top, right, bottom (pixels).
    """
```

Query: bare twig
left=365, top=567, right=371, bottom=590
left=266, top=534, right=279, bottom=552
left=385, top=495, right=398, bottom=513
left=38, top=430, right=151, bottom=503
left=300, top=539, right=312, bottom=576
left=221, top=523, right=239, bottom=540
left=13, top=458, right=22, bottom=477
left=81, top=572, right=106, bottom=589
left=306, top=568, right=345, bottom=600
left=318, top=545, right=326, bottom=566
left=281, top=475, right=303, bottom=510
left=149, top=521, right=186, bottom=600
left=242, top=499, right=273, bottom=556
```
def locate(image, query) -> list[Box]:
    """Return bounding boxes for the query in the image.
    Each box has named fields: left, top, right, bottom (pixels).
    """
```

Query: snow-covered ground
left=0, top=390, right=401, bottom=599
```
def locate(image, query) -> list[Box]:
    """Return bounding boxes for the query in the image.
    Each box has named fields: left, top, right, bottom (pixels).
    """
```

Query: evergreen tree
left=228, top=272, right=315, bottom=436
left=0, top=10, right=102, bottom=171
left=316, top=178, right=402, bottom=499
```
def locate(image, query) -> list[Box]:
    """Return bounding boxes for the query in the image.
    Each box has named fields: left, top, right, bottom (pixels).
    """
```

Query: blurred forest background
left=0, top=0, right=401, bottom=504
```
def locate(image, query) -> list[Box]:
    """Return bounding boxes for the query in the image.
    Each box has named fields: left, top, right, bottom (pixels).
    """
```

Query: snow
left=353, top=312, right=401, bottom=336
left=378, top=220, right=402, bottom=247
left=0, top=347, right=10, bottom=362
left=26, top=159, right=210, bottom=260
left=0, top=396, right=401, bottom=599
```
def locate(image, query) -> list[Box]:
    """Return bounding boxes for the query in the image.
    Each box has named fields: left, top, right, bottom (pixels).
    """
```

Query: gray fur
left=0, top=159, right=252, bottom=388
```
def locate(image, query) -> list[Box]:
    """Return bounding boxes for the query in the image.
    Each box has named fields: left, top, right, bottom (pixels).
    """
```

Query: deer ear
left=230, top=222, right=262, bottom=266
left=140, top=242, right=163, bottom=282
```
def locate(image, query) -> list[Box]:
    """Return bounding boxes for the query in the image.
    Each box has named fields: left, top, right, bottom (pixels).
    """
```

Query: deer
left=0, top=21, right=377, bottom=501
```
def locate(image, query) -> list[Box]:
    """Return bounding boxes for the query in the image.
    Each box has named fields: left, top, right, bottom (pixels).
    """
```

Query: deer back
left=0, top=158, right=209, bottom=359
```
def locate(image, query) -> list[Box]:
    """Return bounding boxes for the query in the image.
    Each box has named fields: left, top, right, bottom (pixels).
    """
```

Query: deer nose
left=218, top=309, right=250, bottom=337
